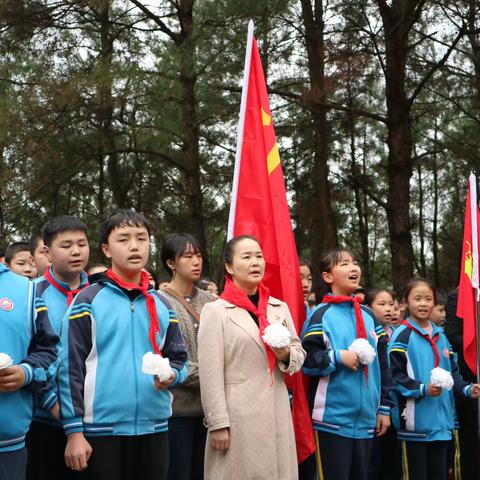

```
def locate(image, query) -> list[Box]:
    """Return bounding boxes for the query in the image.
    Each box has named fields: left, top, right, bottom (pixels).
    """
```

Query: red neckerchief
left=402, top=319, right=440, bottom=367
left=322, top=294, right=369, bottom=383
left=106, top=268, right=161, bottom=355
left=220, top=276, right=275, bottom=379
left=44, top=267, right=89, bottom=306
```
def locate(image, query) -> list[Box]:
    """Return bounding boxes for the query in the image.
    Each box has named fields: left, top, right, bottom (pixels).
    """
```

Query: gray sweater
left=160, top=286, right=215, bottom=416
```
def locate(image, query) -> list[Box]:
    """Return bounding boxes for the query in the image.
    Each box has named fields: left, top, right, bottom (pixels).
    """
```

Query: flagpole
left=227, top=20, right=255, bottom=241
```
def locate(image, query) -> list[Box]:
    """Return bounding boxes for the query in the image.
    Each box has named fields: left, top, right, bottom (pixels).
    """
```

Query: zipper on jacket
left=130, top=301, right=139, bottom=435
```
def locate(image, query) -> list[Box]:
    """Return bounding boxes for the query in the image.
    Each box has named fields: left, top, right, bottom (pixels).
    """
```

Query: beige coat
left=198, top=297, right=305, bottom=480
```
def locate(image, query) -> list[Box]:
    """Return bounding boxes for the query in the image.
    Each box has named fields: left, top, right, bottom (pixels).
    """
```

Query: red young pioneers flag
left=457, top=173, right=480, bottom=376
left=227, top=20, right=315, bottom=463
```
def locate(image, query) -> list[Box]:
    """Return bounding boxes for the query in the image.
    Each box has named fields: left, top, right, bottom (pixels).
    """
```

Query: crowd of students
left=0, top=210, right=478, bottom=480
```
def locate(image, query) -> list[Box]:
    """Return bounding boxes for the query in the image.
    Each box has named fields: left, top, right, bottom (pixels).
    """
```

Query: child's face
left=32, top=239, right=50, bottom=276
left=168, top=244, right=203, bottom=282
left=430, top=304, right=446, bottom=326
left=322, top=252, right=361, bottom=296
left=406, top=284, right=435, bottom=325
left=9, top=251, right=34, bottom=278
left=48, top=230, right=90, bottom=280
left=207, top=281, right=218, bottom=297
left=300, top=265, right=313, bottom=301
left=102, top=224, right=150, bottom=274
left=391, top=300, right=401, bottom=325
left=371, top=291, right=394, bottom=326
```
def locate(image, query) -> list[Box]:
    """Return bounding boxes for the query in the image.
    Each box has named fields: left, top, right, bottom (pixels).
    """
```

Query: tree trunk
left=301, top=0, right=338, bottom=270
left=432, top=125, right=440, bottom=286
left=177, top=0, right=209, bottom=273
left=417, top=162, right=426, bottom=277
left=377, top=0, right=423, bottom=292
left=346, top=55, right=370, bottom=285
left=97, top=0, right=125, bottom=208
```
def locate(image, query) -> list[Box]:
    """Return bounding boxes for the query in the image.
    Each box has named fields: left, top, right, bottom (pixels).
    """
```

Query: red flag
left=457, top=173, right=480, bottom=376
left=228, top=21, right=315, bottom=462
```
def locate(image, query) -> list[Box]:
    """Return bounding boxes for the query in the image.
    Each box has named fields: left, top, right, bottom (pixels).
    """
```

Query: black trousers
left=368, top=426, right=402, bottom=480
left=404, top=440, right=449, bottom=480
left=26, top=421, right=75, bottom=480
left=456, top=395, right=479, bottom=478
left=0, top=448, right=27, bottom=480
left=167, top=416, right=206, bottom=480
left=298, top=453, right=317, bottom=480
left=79, top=432, right=169, bottom=480
left=315, top=431, right=373, bottom=480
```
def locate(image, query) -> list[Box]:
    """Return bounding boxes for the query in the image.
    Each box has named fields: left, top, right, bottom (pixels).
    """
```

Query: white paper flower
left=0, top=353, right=13, bottom=369
left=142, top=352, right=173, bottom=382
left=348, top=338, right=376, bottom=365
left=430, top=367, right=454, bottom=391
left=262, top=323, right=292, bottom=348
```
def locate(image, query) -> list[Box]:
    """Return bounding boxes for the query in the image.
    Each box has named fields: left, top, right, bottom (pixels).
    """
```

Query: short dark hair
left=100, top=210, right=150, bottom=244
left=5, top=242, right=30, bottom=264
left=29, top=233, right=41, bottom=254
left=223, top=235, right=261, bottom=277
left=299, top=258, right=312, bottom=270
left=318, top=248, right=356, bottom=293
left=319, top=248, right=356, bottom=274
left=161, top=233, right=202, bottom=275
left=42, top=215, right=88, bottom=247
left=143, top=264, right=159, bottom=290
left=402, top=278, right=436, bottom=304
left=197, top=277, right=212, bottom=291
left=435, top=289, right=446, bottom=306
left=364, top=288, right=393, bottom=307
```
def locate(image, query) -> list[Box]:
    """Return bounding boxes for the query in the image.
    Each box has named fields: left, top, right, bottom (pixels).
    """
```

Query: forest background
left=0, top=0, right=479, bottom=294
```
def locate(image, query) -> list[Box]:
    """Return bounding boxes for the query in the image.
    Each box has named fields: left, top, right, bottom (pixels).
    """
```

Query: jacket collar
left=405, top=317, right=442, bottom=337
left=222, top=296, right=281, bottom=308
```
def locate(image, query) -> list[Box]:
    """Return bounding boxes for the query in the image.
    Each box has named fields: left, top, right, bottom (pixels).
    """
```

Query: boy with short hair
left=27, top=215, right=90, bottom=480
left=29, top=233, right=50, bottom=277
left=5, top=242, right=35, bottom=279
left=58, top=210, right=188, bottom=480
left=0, top=263, right=59, bottom=480
left=431, top=290, right=447, bottom=327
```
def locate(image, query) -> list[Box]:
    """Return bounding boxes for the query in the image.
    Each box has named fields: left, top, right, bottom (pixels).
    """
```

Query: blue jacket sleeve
left=21, top=286, right=60, bottom=393
left=161, top=307, right=188, bottom=387
left=58, top=300, right=93, bottom=435
left=389, top=333, right=426, bottom=399
left=301, top=306, right=337, bottom=377
left=374, top=323, right=394, bottom=415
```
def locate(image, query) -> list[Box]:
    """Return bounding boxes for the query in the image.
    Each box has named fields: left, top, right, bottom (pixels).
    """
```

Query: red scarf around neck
left=220, top=276, right=276, bottom=378
left=106, top=268, right=161, bottom=355
left=322, top=294, right=369, bottom=383
left=402, top=319, right=440, bottom=367
left=44, top=267, right=89, bottom=306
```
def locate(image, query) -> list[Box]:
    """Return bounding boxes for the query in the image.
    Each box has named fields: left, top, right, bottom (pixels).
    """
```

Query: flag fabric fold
left=227, top=20, right=315, bottom=463
left=457, top=173, right=480, bottom=376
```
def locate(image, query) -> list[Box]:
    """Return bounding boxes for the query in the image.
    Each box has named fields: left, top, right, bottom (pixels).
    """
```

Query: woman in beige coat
left=198, top=235, right=306, bottom=480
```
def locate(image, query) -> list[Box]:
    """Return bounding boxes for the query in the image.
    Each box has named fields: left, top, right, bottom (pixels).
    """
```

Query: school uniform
left=57, top=273, right=188, bottom=480
left=0, top=264, right=59, bottom=480
left=389, top=318, right=474, bottom=480
left=301, top=297, right=393, bottom=480
left=368, top=323, right=402, bottom=480
left=27, top=267, right=89, bottom=480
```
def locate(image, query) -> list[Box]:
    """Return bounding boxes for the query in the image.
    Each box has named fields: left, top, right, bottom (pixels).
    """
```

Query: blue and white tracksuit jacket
left=58, top=276, right=188, bottom=437
left=301, top=299, right=393, bottom=439
left=389, top=319, right=473, bottom=442
left=0, top=264, right=59, bottom=452
left=32, top=268, right=89, bottom=425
